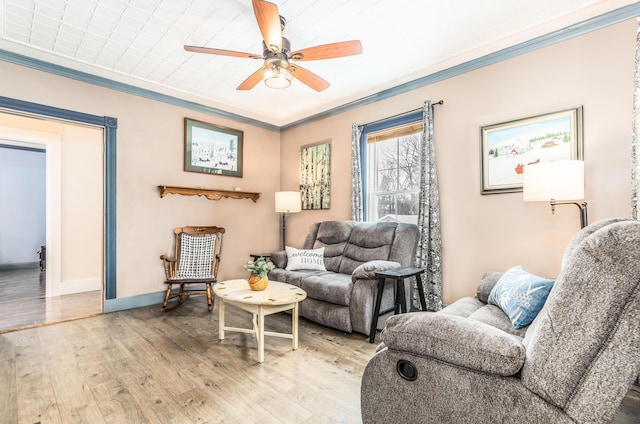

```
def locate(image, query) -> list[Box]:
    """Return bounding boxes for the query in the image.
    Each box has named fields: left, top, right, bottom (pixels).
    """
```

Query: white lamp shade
left=275, top=191, right=301, bottom=213
left=523, top=160, right=584, bottom=201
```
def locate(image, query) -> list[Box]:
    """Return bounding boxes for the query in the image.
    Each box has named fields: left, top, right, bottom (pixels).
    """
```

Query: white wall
left=0, top=59, right=282, bottom=299
left=280, top=19, right=635, bottom=305
left=0, top=17, right=634, bottom=306
left=0, top=146, right=45, bottom=267
left=60, top=124, right=104, bottom=293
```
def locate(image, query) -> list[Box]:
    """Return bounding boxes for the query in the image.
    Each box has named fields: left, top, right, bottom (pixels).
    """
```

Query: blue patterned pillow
left=488, top=265, right=555, bottom=329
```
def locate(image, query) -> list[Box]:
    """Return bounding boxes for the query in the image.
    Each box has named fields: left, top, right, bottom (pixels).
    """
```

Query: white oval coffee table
left=213, top=279, right=307, bottom=363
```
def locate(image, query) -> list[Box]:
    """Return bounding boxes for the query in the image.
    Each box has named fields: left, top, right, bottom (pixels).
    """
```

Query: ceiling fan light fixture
left=185, top=1, right=361, bottom=92
left=264, top=65, right=292, bottom=89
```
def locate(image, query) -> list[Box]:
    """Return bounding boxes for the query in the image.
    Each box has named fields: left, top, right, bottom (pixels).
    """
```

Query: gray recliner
left=361, top=218, right=640, bottom=423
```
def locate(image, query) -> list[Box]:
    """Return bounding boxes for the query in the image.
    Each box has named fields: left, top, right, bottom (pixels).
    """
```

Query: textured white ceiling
left=0, top=0, right=636, bottom=126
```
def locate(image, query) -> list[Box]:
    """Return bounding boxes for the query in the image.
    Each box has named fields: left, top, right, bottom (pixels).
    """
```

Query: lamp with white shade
left=523, top=160, right=588, bottom=228
left=275, top=191, right=301, bottom=250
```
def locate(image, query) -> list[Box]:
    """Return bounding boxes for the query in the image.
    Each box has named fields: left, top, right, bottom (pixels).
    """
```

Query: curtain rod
left=359, top=100, right=443, bottom=129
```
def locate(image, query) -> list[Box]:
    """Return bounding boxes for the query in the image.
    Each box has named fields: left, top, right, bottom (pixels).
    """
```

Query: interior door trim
left=0, top=95, right=118, bottom=300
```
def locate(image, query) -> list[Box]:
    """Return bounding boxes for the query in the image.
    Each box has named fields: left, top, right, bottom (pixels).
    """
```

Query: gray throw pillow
left=476, top=271, right=503, bottom=303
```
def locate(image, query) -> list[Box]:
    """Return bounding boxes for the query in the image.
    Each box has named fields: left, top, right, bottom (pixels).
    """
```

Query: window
left=362, top=113, right=422, bottom=224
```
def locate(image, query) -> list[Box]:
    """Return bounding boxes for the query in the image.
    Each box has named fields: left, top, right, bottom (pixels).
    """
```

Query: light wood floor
left=0, top=268, right=102, bottom=333
left=0, top=298, right=638, bottom=423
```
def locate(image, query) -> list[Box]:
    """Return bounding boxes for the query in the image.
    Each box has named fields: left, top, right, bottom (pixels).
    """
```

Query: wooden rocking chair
left=160, top=226, right=224, bottom=312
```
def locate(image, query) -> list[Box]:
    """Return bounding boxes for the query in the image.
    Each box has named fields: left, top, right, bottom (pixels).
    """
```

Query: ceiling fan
left=184, top=0, right=362, bottom=92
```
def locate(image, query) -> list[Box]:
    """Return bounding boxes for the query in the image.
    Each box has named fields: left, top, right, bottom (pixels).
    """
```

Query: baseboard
left=104, top=284, right=210, bottom=313
left=104, top=291, right=165, bottom=313
left=0, top=262, right=39, bottom=271
left=60, top=278, right=101, bottom=295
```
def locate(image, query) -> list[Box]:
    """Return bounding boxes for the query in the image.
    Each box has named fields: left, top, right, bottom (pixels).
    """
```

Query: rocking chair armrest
left=213, top=254, right=221, bottom=278
left=160, top=255, right=177, bottom=280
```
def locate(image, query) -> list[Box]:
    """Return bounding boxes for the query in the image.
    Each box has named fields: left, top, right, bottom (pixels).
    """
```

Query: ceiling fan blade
left=289, top=65, right=330, bottom=92
left=252, top=0, right=282, bottom=52
left=237, top=67, right=265, bottom=90
left=184, top=45, right=262, bottom=59
left=290, top=40, right=363, bottom=61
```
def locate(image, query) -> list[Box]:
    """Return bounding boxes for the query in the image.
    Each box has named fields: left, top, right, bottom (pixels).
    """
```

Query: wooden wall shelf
left=158, top=185, right=260, bottom=203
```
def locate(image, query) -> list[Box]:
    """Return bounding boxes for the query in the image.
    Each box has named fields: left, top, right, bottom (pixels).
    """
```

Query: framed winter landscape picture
left=184, top=118, right=243, bottom=177
left=480, top=107, right=583, bottom=194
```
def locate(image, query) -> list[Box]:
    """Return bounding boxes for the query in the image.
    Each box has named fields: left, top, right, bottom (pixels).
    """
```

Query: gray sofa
left=361, top=218, right=640, bottom=424
left=268, top=220, right=419, bottom=337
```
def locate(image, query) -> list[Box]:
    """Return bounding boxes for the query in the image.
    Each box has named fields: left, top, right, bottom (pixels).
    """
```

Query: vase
left=248, top=274, right=269, bottom=291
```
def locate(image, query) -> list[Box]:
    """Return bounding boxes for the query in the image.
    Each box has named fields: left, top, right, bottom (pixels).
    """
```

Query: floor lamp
left=523, top=160, right=588, bottom=228
left=275, top=191, right=301, bottom=250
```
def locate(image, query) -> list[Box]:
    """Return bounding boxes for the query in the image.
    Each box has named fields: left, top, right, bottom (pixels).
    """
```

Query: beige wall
left=0, top=61, right=282, bottom=299
left=0, top=18, right=634, bottom=304
left=280, top=19, right=635, bottom=305
left=60, top=124, right=103, bottom=287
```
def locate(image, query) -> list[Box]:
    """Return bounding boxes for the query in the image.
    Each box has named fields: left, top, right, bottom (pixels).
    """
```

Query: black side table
left=369, top=267, right=427, bottom=343
left=249, top=253, right=271, bottom=261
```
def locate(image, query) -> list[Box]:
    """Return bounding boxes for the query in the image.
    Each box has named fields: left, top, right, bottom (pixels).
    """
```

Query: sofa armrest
left=381, top=312, right=525, bottom=376
left=352, top=260, right=402, bottom=282
left=270, top=250, right=287, bottom=269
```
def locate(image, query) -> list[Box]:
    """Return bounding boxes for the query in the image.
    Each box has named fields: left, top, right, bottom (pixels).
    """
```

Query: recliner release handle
left=397, top=359, right=418, bottom=381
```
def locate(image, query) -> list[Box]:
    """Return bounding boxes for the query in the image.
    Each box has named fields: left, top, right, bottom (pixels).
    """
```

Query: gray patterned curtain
left=415, top=100, right=443, bottom=311
left=632, top=17, right=640, bottom=220
left=351, top=123, right=364, bottom=222
left=632, top=18, right=640, bottom=388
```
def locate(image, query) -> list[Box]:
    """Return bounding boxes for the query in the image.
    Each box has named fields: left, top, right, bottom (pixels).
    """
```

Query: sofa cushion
left=312, top=221, right=352, bottom=272
left=438, top=297, right=485, bottom=318
left=300, top=272, right=353, bottom=306
left=315, top=221, right=353, bottom=244
left=488, top=265, right=554, bottom=329
left=339, top=223, right=397, bottom=275
left=468, top=304, right=527, bottom=338
left=285, top=246, right=326, bottom=271
left=268, top=268, right=324, bottom=288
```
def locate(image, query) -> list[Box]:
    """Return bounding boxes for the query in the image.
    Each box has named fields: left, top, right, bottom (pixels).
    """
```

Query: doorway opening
left=0, top=108, right=110, bottom=332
